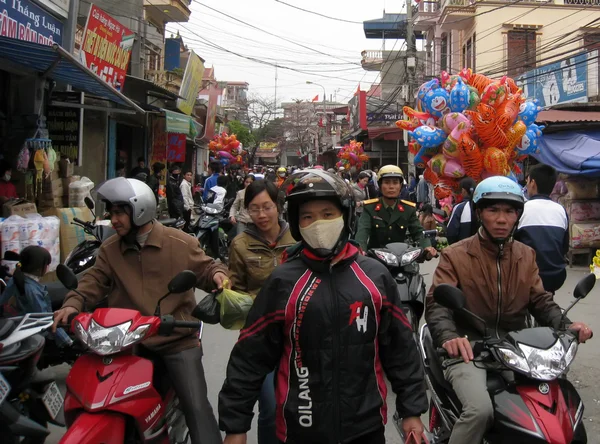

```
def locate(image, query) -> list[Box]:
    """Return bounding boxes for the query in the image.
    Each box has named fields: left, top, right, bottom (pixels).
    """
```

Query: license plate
left=0, top=373, right=10, bottom=406
left=42, top=382, right=63, bottom=419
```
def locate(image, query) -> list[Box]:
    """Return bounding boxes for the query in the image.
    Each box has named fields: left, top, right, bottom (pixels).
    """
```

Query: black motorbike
left=191, top=198, right=234, bottom=264
left=0, top=313, right=64, bottom=443
left=418, top=275, right=595, bottom=443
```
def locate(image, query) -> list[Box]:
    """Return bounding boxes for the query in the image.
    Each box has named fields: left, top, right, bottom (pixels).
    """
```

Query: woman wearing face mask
left=0, top=161, right=18, bottom=203
left=229, top=175, right=255, bottom=236
left=226, top=179, right=296, bottom=444
left=219, top=170, right=428, bottom=444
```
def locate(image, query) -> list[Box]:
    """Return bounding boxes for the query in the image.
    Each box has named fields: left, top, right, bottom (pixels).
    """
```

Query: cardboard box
left=570, top=222, right=600, bottom=248
left=59, top=159, right=74, bottom=178
left=38, top=196, right=67, bottom=210
left=2, top=199, right=37, bottom=218
left=42, top=178, right=64, bottom=198
left=41, top=207, right=94, bottom=262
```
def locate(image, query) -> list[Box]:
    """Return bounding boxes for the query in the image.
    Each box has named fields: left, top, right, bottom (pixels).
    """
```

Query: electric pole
left=274, top=63, right=278, bottom=118
left=406, top=0, right=417, bottom=103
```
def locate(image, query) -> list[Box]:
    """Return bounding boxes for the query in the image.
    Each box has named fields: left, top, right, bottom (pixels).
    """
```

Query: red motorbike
left=55, top=265, right=203, bottom=443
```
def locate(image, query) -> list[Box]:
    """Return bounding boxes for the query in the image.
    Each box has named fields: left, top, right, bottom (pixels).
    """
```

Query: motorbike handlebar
left=172, top=320, right=202, bottom=329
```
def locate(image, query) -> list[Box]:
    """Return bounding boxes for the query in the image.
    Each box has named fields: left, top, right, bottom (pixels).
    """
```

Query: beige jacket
left=62, top=221, right=228, bottom=354
left=230, top=188, right=251, bottom=224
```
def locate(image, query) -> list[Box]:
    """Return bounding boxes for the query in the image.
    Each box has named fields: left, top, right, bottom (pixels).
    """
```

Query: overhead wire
left=273, top=0, right=363, bottom=24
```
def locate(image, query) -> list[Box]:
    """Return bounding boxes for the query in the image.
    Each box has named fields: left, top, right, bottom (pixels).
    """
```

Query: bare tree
left=281, top=100, right=318, bottom=156
left=246, top=93, right=277, bottom=132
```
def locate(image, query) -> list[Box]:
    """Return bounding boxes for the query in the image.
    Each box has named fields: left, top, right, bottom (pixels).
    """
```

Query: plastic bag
left=192, top=292, right=221, bottom=325
left=216, top=288, right=254, bottom=330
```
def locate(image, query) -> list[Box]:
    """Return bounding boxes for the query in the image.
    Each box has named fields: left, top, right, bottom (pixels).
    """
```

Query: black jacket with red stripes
left=218, top=243, right=428, bottom=443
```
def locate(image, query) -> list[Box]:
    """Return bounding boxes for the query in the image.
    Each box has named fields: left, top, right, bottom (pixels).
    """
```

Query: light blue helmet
left=473, top=176, right=525, bottom=210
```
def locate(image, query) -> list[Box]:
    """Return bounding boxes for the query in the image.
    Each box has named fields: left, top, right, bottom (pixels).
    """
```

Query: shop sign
left=47, top=92, right=84, bottom=165
left=177, top=51, right=205, bottom=116
left=517, top=52, right=590, bottom=107
left=150, top=116, right=167, bottom=165
left=0, top=0, right=64, bottom=45
left=35, top=0, right=68, bottom=19
left=80, top=4, right=134, bottom=91
left=167, top=133, right=186, bottom=163
left=348, top=90, right=367, bottom=132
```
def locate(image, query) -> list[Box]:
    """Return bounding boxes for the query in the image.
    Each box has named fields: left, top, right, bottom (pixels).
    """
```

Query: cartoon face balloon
left=449, top=77, right=470, bottom=113
left=408, top=125, right=447, bottom=149
left=417, top=79, right=440, bottom=112
left=423, top=88, right=450, bottom=118
left=440, top=112, right=469, bottom=134
left=518, top=100, right=541, bottom=126
left=517, top=123, right=545, bottom=155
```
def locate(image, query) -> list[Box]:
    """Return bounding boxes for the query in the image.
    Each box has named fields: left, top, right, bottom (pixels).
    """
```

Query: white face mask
left=299, top=217, right=344, bottom=251
left=3, top=173, right=10, bottom=182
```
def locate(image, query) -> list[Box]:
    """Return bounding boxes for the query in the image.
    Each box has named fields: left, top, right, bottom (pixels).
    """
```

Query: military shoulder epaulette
left=400, top=200, right=416, bottom=208
left=362, top=198, right=380, bottom=205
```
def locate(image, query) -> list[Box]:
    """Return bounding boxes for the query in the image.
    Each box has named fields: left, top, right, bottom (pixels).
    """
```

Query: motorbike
left=417, top=274, right=595, bottom=444
left=0, top=313, right=65, bottom=443
left=55, top=264, right=203, bottom=443
left=191, top=199, right=234, bottom=264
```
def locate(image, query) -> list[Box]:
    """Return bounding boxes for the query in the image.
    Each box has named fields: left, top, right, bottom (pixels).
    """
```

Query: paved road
left=45, top=259, right=600, bottom=443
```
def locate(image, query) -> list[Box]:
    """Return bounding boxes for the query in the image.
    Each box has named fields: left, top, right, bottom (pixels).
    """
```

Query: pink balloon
left=440, top=112, right=469, bottom=134
left=443, top=159, right=465, bottom=178
left=217, top=151, right=235, bottom=160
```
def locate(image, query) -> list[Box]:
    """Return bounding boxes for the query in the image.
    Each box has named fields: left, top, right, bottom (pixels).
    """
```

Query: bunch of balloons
left=396, top=68, right=544, bottom=200
left=336, top=139, right=369, bottom=171
left=208, top=132, right=246, bottom=166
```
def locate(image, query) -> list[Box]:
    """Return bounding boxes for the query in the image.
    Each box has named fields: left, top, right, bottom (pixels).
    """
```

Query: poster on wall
left=151, top=116, right=167, bottom=165
left=47, top=92, right=84, bottom=165
left=0, top=0, right=64, bottom=45
left=517, top=52, right=590, bottom=107
left=177, top=51, right=205, bottom=116
left=167, top=134, right=186, bottom=163
left=80, top=4, right=134, bottom=90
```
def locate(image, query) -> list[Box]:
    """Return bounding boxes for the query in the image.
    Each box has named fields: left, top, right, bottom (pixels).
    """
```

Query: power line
left=273, top=0, right=363, bottom=24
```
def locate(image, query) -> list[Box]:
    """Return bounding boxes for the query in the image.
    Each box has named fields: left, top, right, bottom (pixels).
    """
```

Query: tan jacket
left=62, top=221, right=228, bottom=354
left=228, top=223, right=296, bottom=296
left=425, top=232, right=564, bottom=347
left=229, top=189, right=251, bottom=224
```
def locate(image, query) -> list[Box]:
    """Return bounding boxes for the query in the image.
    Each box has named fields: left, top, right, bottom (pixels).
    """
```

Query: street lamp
left=306, top=81, right=326, bottom=161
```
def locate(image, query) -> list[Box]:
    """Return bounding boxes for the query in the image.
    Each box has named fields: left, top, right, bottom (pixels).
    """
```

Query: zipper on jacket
left=329, top=264, right=341, bottom=443
left=495, top=245, right=504, bottom=338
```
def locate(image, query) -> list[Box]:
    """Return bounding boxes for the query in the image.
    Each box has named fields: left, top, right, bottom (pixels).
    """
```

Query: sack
left=216, top=288, right=254, bottom=330
left=191, top=292, right=221, bottom=324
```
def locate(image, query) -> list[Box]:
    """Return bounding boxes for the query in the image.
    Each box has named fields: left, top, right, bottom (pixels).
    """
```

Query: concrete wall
left=75, top=110, right=107, bottom=185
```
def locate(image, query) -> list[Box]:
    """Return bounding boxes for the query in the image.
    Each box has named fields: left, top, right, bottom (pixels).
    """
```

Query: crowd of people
left=31, top=159, right=591, bottom=444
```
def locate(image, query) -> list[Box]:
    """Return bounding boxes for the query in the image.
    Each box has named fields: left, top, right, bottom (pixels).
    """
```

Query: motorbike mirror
left=433, top=284, right=466, bottom=311
left=84, top=196, right=95, bottom=211
left=3, top=251, right=20, bottom=261
left=574, top=274, right=596, bottom=299
left=57, top=264, right=78, bottom=290
left=155, top=271, right=198, bottom=316
left=168, top=270, right=197, bottom=294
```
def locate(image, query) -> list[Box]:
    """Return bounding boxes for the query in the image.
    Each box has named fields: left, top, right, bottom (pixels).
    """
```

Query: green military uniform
left=355, top=197, right=431, bottom=251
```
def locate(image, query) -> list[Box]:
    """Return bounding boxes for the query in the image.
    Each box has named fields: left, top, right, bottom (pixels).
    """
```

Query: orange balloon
left=465, top=104, right=509, bottom=149
left=496, top=95, right=521, bottom=131
left=458, top=133, right=483, bottom=180
left=483, top=147, right=509, bottom=175
left=423, top=167, right=439, bottom=185
left=505, top=120, right=527, bottom=150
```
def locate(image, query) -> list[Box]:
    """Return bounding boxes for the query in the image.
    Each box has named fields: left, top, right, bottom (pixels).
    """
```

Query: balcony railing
left=564, top=0, right=600, bottom=5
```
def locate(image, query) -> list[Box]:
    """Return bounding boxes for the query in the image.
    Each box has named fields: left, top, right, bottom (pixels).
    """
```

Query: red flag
left=312, top=95, right=319, bottom=102
left=318, top=117, right=324, bottom=127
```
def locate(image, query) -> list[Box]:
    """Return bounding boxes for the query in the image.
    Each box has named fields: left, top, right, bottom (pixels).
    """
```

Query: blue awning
left=0, top=36, right=144, bottom=114
left=533, top=130, right=600, bottom=177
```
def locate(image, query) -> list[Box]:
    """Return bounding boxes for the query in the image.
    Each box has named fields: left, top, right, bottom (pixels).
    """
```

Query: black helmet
left=282, top=169, right=356, bottom=246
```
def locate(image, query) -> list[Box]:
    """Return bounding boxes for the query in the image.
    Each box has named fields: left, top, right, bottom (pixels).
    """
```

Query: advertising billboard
left=0, top=0, right=63, bottom=45
left=177, top=51, right=205, bottom=116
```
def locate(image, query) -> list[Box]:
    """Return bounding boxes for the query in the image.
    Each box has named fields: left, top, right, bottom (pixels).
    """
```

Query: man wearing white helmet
left=53, top=177, right=228, bottom=444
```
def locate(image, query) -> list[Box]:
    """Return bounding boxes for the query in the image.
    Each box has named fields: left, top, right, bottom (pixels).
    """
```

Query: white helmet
left=96, top=177, right=156, bottom=227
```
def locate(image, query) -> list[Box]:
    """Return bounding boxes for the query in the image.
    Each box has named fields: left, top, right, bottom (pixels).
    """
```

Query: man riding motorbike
left=425, top=175, right=593, bottom=444
left=52, top=177, right=228, bottom=444
left=355, top=165, right=436, bottom=258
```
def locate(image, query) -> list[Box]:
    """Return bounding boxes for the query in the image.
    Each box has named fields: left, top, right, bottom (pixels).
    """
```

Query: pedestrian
left=515, top=164, right=569, bottom=294
left=129, top=156, right=150, bottom=179
left=229, top=175, right=255, bottom=235
left=166, top=164, right=184, bottom=219
left=206, top=175, right=228, bottom=209
left=180, top=169, right=194, bottom=231
left=0, top=161, right=18, bottom=203
left=219, top=169, right=428, bottom=444
left=203, top=162, right=221, bottom=201
left=146, top=162, right=165, bottom=204
left=446, top=177, right=478, bottom=245
left=419, top=203, right=437, bottom=231
left=227, top=179, right=296, bottom=444
left=407, top=172, right=417, bottom=202
left=351, top=171, right=371, bottom=217
left=416, top=174, right=430, bottom=209
left=53, top=177, right=228, bottom=444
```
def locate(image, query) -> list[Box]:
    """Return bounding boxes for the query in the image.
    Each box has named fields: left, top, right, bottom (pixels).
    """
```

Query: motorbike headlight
left=75, top=320, right=150, bottom=355
left=564, top=341, right=578, bottom=368
left=400, top=250, right=421, bottom=266
left=519, top=340, right=567, bottom=381
left=374, top=250, right=399, bottom=267
left=498, top=347, right=530, bottom=374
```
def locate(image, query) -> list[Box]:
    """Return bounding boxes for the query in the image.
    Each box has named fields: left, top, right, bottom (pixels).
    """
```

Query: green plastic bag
left=215, top=288, right=254, bottom=330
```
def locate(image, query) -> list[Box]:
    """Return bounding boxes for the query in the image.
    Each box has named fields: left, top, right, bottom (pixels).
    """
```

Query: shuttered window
left=507, top=30, right=537, bottom=77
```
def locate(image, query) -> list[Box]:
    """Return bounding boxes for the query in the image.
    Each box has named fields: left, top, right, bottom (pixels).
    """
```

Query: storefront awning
left=368, top=127, right=403, bottom=141
left=0, top=36, right=144, bottom=114
left=533, top=130, right=600, bottom=177
left=163, top=109, right=198, bottom=139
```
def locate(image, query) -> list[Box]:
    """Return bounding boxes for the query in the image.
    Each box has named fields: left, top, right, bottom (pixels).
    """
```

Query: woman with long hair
left=227, top=179, right=296, bottom=444
left=229, top=174, right=255, bottom=235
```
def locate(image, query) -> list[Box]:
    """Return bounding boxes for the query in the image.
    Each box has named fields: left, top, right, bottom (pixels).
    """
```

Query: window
left=507, top=30, right=537, bottom=77
left=462, top=33, right=475, bottom=70
left=441, top=34, right=448, bottom=72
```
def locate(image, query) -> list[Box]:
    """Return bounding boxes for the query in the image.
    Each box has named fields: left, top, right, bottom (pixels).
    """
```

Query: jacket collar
left=119, top=220, right=163, bottom=253
left=529, top=194, right=552, bottom=201
left=300, top=242, right=360, bottom=272
left=244, top=220, right=291, bottom=247
left=466, top=230, right=523, bottom=261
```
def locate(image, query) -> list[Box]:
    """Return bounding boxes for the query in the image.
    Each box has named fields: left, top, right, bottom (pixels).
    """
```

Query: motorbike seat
left=0, top=334, right=45, bottom=364
left=0, top=318, right=15, bottom=340
left=159, top=218, right=177, bottom=227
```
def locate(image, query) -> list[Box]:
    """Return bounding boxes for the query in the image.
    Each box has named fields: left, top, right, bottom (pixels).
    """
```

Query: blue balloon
left=417, top=78, right=439, bottom=111
left=408, top=125, right=447, bottom=149
left=423, top=88, right=450, bottom=118
left=518, top=100, right=541, bottom=126
left=506, top=171, right=519, bottom=183
left=220, top=158, right=230, bottom=166
left=449, top=77, right=469, bottom=113
left=413, top=144, right=440, bottom=169
left=517, top=123, right=545, bottom=155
